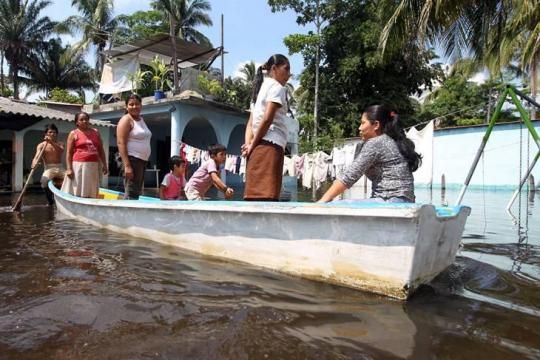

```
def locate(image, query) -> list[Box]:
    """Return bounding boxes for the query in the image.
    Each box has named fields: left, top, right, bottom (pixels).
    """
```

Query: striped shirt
left=338, top=134, right=415, bottom=202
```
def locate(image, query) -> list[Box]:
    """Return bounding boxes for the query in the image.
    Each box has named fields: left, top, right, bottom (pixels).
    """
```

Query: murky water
left=0, top=189, right=539, bottom=359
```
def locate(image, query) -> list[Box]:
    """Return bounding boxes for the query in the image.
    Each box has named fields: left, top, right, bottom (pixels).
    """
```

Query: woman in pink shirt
left=62, top=112, right=108, bottom=198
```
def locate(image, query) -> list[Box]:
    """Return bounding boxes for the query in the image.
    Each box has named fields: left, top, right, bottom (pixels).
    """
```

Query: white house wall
left=433, top=122, right=540, bottom=189
left=13, top=119, right=110, bottom=191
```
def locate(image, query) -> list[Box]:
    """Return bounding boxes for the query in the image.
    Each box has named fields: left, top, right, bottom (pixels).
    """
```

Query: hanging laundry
left=313, top=151, right=331, bottom=189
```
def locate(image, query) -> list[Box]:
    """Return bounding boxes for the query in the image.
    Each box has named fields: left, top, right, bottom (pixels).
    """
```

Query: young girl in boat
left=242, top=54, right=291, bottom=201
left=62, top=112, right=108, bottom=198
left=319, top=105, right=421, bottom=203
left=184, top=144, right=234, bottom=200
left=160, top=156, right=187, bottom=200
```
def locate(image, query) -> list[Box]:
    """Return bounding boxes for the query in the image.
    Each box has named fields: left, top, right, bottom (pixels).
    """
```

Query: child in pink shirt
left=160, top=156, right=187, bottom=200
left=184, top=144, right=234, bottom=200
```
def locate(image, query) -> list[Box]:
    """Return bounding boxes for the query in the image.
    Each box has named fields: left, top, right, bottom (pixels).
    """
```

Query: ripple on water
left=0, top=192, right=539, bottom=359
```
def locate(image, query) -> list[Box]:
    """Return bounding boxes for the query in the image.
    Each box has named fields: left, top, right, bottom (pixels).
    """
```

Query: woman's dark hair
left=124, top=93, right=142, bottom=114
left=73, top=111, right=90, bottom=125
left=250, top=54, right=289, bottom=104
left=208, top=144, right=226, bottom=156
left=168, top=155, right=185, bottom=171
left=44, top=123, right=58, bottom=134
left=363, top=105, right=422, bottom=172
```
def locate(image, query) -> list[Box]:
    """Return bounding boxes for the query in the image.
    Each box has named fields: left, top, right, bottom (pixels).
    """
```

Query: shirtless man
left=31, top=124, right=65, bottom=205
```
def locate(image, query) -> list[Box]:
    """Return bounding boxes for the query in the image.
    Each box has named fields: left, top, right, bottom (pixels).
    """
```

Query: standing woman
left=319, top=105, right=421, bottom=203
left=62, top=112, right=108, bottom=198
left=242, top=54, right=291, bottom=201
left=117, top=94, right=152, bottom=199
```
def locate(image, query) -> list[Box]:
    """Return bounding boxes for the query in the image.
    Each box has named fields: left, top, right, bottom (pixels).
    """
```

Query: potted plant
left=128, top=68, right=151, bottom=94
left=149, top=55, right=172, bottom=100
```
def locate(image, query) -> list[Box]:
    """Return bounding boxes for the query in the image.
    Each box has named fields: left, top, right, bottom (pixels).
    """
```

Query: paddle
left=12, top=143, right=47, bottom=212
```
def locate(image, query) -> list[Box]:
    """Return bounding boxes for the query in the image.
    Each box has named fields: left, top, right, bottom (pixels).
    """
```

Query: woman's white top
left=251, top=77, right=289, bottom=149
left=127, top=116, right=152, bottom=161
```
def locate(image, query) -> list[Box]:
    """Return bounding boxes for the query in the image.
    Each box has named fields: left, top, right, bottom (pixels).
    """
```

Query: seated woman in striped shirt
left=319, top=104, right=421, bottom=203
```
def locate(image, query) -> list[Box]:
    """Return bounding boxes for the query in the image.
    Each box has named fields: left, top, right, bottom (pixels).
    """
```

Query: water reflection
left=0, top=190, right=539, bottom=358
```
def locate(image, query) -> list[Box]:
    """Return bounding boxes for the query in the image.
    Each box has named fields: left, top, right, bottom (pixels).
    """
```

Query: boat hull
left=51, top=185, right=470, bottom=299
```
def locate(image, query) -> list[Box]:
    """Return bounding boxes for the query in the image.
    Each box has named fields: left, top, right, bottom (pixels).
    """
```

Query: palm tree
left=57, top=0, right=117, bottom=73
left=0, top=0, right=55, bottom=99
left=19, top=38, right=95, bottom=98
left=151, top=0, right=213, bottom=46
left=239, top=61, right=256, bottom=84
left=379, top=0, right=540, bottom=116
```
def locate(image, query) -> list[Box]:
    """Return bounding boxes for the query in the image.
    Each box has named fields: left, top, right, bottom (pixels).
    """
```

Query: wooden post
left=441, top=174, right=446, bottom=205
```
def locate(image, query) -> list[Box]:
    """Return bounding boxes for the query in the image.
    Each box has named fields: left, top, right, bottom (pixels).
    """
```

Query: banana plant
left=127, top=68, right=151, bottom=94
left=149, top=55, right=172, bottom=91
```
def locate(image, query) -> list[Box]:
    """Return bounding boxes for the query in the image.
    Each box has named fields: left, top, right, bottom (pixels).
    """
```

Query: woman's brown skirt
left=244, top=140, right=284, bottom=201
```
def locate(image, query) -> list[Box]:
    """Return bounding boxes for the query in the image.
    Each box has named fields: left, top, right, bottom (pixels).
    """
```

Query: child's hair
left=168, top=155, right=185, bottom=171
left=124, top=93, right=142, bottom=114
left=44, top=123, right=58, bottom=134
left=208, top=144, right=226, bottom=157
left=251, top=54, right=289, bottom=104
left=73, top=112, right=89, bottom=124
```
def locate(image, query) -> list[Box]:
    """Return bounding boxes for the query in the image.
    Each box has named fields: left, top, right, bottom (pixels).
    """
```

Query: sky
left=41, top=0, right=309, bottom=85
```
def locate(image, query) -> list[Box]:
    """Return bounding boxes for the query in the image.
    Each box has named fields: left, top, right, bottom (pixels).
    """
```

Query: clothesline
left=176, top=119, right=434, bottom=188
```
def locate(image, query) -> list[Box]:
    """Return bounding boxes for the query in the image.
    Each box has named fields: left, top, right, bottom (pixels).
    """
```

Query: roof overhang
left=0, top=97, right=114, bottom=130
left=103, top=34, right=222, bottom=69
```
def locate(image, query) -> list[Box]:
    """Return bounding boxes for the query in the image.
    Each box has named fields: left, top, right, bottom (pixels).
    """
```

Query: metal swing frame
left=455, top=84, right=540, bottom=206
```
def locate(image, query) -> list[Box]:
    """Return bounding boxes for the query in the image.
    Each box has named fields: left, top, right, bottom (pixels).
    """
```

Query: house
left=0, top=97, right=113, bottom=192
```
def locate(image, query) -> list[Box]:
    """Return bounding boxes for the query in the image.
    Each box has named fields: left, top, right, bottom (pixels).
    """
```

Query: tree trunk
left=0, top=50, right=4, bottom=93
left=10, top=64, right=19, bottom=99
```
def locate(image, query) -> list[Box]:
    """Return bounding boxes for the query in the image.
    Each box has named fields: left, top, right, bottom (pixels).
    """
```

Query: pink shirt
left=161, top=172, right=186, bottom=200
left=72, top=129, right=100, bottom=162
left=184, top=159, right=218, bottom=195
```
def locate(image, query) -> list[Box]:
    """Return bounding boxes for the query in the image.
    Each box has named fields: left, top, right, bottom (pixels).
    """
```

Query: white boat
left=50, top=184, right=471, bottom=300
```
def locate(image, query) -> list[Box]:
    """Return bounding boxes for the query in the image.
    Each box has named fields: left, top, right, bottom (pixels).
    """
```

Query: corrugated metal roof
left=0, top=97, right=114, bottom=127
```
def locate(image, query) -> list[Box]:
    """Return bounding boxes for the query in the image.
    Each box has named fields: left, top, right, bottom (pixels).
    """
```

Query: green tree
left=115, top=10, right=168, bottom=45
left=57, top=0, right=117, bottom=72
left=43, top=87, right=83, bottom=104
left=217, top=76, right=251, bottom=110
left=240, top=61, right=257, bottom=85
left=379, top=0, right=540, bottom=116
left=272, top=0, right=443, bottom=151
left=0, top=0, right=55, bottom=99
left=419, top=74, right=518, bottom=127
left=151, top=0, right=213, bottom=46
left=19, top=38, right=95, bottom=99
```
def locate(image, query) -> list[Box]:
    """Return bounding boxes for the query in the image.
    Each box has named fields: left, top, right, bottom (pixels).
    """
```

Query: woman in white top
left=242, top=54, right=291, bottom=201
left=117, top=94, right=152, bottom=199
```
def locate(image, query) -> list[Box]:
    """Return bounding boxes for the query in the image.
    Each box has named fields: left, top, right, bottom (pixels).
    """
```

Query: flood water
left=0, top=188, right=539, bottom=359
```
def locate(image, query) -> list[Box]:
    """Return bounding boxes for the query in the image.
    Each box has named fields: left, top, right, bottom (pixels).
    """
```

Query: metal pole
left=505, top=151, right=540, bottom=215
left=170, top=13, right=179, bottom=94
left=508, top=87, right=540, bottom=152
left=221, top=14, right=224, bottom=85
left=311, top=0, right=320, bottom=201
left=455, top=87, right=508, bottom=205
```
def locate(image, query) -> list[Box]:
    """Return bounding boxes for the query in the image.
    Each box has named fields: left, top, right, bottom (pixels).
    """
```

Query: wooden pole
left=12, top=144, right=47, bottom=212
